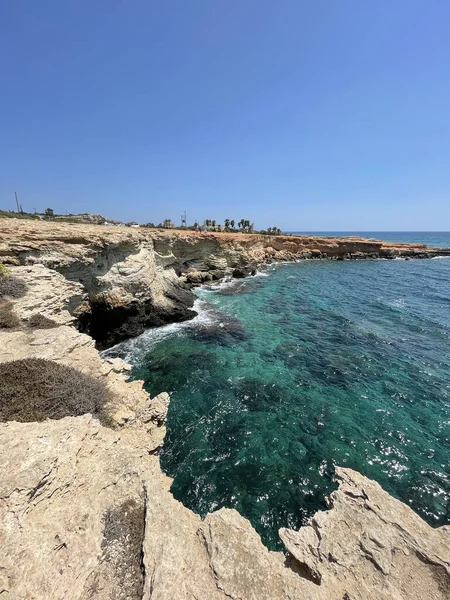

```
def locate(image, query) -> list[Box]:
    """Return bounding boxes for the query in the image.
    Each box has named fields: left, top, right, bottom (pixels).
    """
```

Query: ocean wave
left=101, top=297, right=248, bottom=363
left=101, top=298, right=215, bottom=363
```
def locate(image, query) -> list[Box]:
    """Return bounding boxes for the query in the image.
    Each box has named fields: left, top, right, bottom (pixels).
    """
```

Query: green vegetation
left=0, top=209, right=42, bottom=220
left=0, top=358, right=114, bottom=425
left=201, top=218, right=281, bottom=234
left=0, top=263, right=10, bottom=278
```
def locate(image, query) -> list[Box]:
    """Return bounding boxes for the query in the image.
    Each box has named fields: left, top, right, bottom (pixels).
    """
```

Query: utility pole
left=14, top=192, right=20, bottom=213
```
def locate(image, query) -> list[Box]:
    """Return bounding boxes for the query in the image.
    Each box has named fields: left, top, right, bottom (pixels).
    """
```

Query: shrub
left=0, top=358, right=114, bottom=426
left=0, top=275, right=28, bottom=299
left=0, top=263, right=10, bottom=278
left=0, top=301, right=20, bottom=329
left=100, top=499, right=146, bottom=600
left=28, top=314, right=58, bottom=329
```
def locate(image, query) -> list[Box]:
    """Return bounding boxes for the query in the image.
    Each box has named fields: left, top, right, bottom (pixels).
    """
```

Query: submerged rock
left=1, top=220, right=450, bottom=599
left=1, top=219, right=449, bottom=349
left=192, top=312, right=247, bottom=346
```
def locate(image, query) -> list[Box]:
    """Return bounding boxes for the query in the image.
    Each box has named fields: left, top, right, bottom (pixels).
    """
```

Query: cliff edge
left=1, top=219, right=449, bottom=349
left=0, top=220, right=449, bottom=599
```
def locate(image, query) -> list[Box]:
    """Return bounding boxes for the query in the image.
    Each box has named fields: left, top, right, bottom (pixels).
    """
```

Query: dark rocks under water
left=121, top=256, right=450, bottom=550
left=78, top=282, right=197, bottom=350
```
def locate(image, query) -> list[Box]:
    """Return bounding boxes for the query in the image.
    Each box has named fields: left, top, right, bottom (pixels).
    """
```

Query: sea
left=104, top=232, right=450, bottom=550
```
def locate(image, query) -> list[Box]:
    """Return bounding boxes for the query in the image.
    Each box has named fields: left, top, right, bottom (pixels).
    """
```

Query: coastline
left=1, top=219, right=449, bottom=599
left=1, top=218, right=449, bottom=351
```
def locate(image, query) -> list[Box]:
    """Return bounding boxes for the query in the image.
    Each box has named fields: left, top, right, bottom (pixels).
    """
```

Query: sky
left=1, top=1, right=450, bottom=230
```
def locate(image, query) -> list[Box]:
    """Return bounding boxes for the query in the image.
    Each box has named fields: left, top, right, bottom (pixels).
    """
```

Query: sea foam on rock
left=0, top=220, right=449, bottom=599
left=2, top=219, right=449, bottom=350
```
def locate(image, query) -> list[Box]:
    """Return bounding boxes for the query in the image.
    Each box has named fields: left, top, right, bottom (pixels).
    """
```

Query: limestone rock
left=137, top=392, right=170, bottom=426
left=1, top=220, right=449, bottom=600
left=9, top=264, right=86, bottom=326
left=279, top=467, right=450, bottom=600
left=0, top=416, right=154, bottom=600
left=2, top=219, right=448, bottom=348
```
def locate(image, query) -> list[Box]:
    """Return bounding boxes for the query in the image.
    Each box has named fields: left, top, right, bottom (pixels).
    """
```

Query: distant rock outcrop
left=1, top=219, right=449, bottom=349
left=0, top=236, right=449, bottom=599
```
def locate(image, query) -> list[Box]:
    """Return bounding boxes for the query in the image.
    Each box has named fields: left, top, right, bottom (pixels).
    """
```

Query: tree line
left=141, top=219, right=283, bottom=234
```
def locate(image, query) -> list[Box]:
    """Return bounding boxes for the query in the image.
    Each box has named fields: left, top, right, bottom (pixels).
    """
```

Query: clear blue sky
left=1, top=1, right=450, bottom=230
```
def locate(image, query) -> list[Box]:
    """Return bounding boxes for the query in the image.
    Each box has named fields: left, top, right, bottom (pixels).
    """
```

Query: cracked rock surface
left=2, top=219, right=449, bottom=349
left=0, top=224, right=449, bottom=599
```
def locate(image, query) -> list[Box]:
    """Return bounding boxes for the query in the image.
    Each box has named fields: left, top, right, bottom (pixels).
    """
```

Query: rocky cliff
left=1, top=219, right=449, bottom=348
left=0, top=220, right=449, bottom=600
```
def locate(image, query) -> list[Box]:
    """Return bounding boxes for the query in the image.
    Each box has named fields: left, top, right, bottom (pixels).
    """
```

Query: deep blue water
left=290, top=231, right=450, bottom=248
left=105, top=234, right=450, bottom=550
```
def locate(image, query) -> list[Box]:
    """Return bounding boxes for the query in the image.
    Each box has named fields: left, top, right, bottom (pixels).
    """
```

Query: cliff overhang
left=2, top=219, right=449, bottom=349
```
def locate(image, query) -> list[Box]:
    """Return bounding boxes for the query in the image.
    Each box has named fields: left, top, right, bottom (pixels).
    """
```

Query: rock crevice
left=2, top=220, right=449, bottom=348
left=0, top=221, right=449, bottom=599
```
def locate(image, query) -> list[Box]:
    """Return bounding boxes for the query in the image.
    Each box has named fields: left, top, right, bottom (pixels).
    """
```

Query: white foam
left=253, top=270, right=270, bottom=277
left=101, top=270, right=273, bottom=363
left=101, top=298, right=219, bottom=363
left=197, top=276, right=236, bottom=294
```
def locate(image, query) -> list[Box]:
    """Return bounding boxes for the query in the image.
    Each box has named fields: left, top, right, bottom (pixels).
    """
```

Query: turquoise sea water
left=290, top=231, right=450, bottom=248
left=106, top=233, right=450, bottom=550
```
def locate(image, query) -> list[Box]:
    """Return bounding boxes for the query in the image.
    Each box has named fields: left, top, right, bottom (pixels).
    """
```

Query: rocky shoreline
left=1, top=219, right=449, bottom=349
left=0, top=219, right=449, bottom=599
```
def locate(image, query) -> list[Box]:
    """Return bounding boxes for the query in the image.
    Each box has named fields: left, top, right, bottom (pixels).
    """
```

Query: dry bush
left=0, top=301, right=20, bottom=329
left=0, top=358, right=113, bottom=426
left=100, top=499, right=146, bottom=600
left=28, top=313, right=58, bottom=329
left=0, top=275, right=28, bottom=299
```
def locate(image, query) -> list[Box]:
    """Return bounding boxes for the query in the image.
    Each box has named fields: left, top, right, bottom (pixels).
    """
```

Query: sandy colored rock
left=1, top=219, right=449, bottom=348
left=8, top=264, right=86, bottom=325
left=0, top=220, right=449, bottom=599
left=280, top=467, right=450, bottom=599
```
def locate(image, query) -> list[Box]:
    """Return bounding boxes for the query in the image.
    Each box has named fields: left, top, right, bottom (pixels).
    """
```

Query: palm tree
left=224, top=218, right=230, bottom=230
left=212, top=220, right=216, bottom=230
left=230, top=219, right=235, bottom=230
left=238, top=219, right=244, bottom=230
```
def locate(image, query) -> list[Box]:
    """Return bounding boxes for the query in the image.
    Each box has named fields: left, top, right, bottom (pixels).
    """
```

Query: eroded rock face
left=1, top=410, right=448, bottom=600
left=280, top=467, right=450, bottom=599
left=0, top=225, right=449, bottom=599
left=2, top=219, right=449, bottom=348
